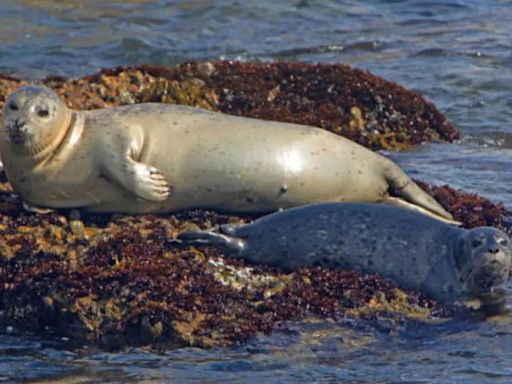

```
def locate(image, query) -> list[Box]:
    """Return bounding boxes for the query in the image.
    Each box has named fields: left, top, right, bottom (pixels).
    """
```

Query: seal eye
left=37, top=109, right=49, bottom=118
left=472, top=239, right=483, bottom=248
left=9, top=102, right=18, bottom=111
left=499, top=238, right=508, bottom=246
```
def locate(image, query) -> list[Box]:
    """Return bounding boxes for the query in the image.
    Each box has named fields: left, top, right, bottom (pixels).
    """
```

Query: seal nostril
left=13, top=119, right=25, bottom=131
left=37, top=109, right=49, bottom=118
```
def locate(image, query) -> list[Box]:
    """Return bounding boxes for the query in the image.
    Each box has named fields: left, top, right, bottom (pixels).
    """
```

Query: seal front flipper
left=102, top=156, right=171, bottom=202
left=178, top=227, right=246, bottom=256
left=382, top=159, right=459, bottom=224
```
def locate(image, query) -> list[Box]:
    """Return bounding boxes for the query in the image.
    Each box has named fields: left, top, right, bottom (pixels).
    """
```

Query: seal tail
left=383, top=160, right=460, bottom=225
left=177, top=230, right=246, bottom=256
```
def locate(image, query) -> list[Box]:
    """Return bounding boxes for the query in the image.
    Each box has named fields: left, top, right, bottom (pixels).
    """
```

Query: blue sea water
left=0, top=1, right=512, bottom=382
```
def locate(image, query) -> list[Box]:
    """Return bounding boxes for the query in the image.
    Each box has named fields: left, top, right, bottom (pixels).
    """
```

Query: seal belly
left=152, top=112, right=388, bottom=212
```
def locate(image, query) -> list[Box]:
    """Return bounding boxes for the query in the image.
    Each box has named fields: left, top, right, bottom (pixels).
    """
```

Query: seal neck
left=34, top=111, right=83, bottom=167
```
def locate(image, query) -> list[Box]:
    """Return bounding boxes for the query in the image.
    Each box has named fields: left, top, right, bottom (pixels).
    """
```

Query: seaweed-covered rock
left=0, top=61, right=459, bottom=150
left=0, top=198, right=435, bottom=349
left=0, top=62, right=505, bottom=350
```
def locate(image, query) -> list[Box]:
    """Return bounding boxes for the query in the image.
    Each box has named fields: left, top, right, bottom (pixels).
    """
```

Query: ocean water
left=0, top=1, right=512, bottom=382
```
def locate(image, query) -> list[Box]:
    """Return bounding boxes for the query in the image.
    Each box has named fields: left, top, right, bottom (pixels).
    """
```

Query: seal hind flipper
left=219, top=223, right=248, bottom=236
left=178, top=229, right=246, bottom=255
left=386, top=196, right=461, bottom=225
left=383, top=160, right=456, bottom=223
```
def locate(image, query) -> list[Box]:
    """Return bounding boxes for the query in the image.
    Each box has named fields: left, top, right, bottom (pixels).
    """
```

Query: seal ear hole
left=9, top=102, right=18, bottom=111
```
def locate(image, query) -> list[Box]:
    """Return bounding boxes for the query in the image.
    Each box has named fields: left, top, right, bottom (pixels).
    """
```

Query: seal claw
left=131, top=163, right=171, bottom=202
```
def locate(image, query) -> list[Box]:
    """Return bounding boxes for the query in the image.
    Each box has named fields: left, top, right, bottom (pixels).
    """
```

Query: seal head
left=2, top=85, right=72, bottom=162
left=457, top=227, right=511, bottom=298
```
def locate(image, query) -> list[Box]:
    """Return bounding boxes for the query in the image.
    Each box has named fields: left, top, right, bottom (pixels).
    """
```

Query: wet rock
left=0, top=62, right=503, bottom=350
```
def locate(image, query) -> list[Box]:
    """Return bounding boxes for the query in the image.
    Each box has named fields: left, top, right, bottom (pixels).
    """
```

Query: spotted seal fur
left=178, top=203, right=511, bottom=302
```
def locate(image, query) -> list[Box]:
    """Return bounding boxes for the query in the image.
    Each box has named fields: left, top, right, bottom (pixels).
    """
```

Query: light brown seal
left=178, top=203, right=512, bottom=303
left=0, top=85, right=454, bottom=221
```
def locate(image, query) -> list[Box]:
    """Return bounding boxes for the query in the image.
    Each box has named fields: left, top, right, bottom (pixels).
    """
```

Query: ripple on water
left=2, top=316, right=512, bottom=383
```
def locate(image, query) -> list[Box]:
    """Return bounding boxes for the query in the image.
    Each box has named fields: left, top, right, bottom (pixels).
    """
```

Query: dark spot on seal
left=245, top=197, right=255, bottom=204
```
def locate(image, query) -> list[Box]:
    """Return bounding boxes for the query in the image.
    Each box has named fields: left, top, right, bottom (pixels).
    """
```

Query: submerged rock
left=0, top=61, right=506, bottom=350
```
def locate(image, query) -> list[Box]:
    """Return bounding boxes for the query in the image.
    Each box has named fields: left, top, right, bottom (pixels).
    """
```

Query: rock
left=0, top=61, right=503, bottom=350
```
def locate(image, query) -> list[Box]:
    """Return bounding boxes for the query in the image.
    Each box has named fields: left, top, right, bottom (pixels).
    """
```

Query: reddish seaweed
left=0, top=62, right=504, bottom=349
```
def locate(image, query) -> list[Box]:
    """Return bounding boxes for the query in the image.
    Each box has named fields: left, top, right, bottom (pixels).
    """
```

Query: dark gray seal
left=178, top=203, right=512, bottom=303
